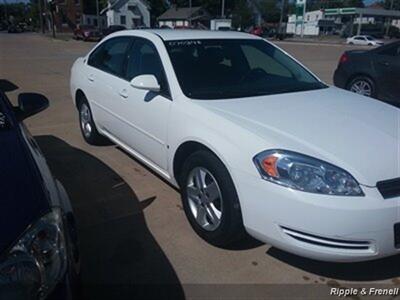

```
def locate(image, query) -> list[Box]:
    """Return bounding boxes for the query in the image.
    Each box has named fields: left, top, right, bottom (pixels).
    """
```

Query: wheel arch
left=75, top=89, right=86, bottom=110
left=346, top=73, right=376, bottom=90
left=172, top=140, right=229, bottom=187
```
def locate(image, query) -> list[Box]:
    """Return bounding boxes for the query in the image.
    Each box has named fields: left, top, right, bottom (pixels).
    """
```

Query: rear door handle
left=378, top=61, right=390, bottom=67
left=87, top=74, right=94, bottom=82
left=119, top=89, right=128, bottom=99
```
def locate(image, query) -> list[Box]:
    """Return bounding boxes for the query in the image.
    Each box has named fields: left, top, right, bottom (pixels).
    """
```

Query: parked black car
left=101, top=25, right=126, bottom=37
left=7, top=24, right=24, bottom=33
left=0, top=80, right=80, bottom=300
left=388, top=26, right=400, bottom=39
left=333, top=41, right=400, bottom=107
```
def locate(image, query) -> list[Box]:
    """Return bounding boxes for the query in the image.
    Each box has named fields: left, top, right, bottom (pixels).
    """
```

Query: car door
left=374, top=43, right=400, bottom=104
left=353, top=36, right=364, bottom=45
left=359, top=37, right=368, bottom=45
left=110, top=37, right=172, bottom=172
left=85, top=36, right=133, bottom=135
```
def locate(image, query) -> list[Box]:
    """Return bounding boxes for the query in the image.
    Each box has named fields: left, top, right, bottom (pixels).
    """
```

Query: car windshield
left=165, top=39, right=327, bottom=100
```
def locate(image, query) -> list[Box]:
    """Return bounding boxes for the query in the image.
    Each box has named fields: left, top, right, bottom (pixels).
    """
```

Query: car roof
left=117, top=29, right=261, bottom=41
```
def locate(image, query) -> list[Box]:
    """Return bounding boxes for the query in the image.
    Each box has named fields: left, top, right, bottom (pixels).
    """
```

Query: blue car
left=0, top=80, right=80, bottom=300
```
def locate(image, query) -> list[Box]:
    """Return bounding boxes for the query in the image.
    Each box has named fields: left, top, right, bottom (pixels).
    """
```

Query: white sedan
left=70, top=30, right=400, bottom=262
left=346, top=35, right=384, bottom=46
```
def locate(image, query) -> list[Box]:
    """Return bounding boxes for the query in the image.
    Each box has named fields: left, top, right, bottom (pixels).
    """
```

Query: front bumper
left=233, top=169, right=400, bottom=262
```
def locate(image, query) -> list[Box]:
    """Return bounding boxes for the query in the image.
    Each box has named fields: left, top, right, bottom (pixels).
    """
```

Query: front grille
left=281, top=226, right=372, bottom=251
left=377, top=178, right=400, bottom=199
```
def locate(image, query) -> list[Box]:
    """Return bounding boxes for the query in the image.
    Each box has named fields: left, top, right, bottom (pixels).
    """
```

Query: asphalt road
left=1, top=32, right=399, bottom=300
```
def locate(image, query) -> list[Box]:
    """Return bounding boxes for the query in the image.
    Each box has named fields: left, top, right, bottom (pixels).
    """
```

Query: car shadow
left=35, top=135, right=185, bottom=300
left=267, top=247, right=400, bottom=281
left=115, top=146, right=264, bottom=251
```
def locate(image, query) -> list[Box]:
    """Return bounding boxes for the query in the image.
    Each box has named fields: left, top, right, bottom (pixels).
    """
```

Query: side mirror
left=130, top=75, right=160, bottom=92
left=0, top=79, right=18, bottom=92
left=14, top=93, right=49, bottom=121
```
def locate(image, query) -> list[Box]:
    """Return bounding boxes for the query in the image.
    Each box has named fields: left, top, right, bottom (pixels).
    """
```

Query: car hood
left=197, top=87, right=400, bottom=186
left=0, top=127, right=49, bottom=254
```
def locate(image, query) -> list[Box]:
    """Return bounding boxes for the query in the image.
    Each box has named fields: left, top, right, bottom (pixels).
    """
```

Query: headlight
left=253, top=150, right=364, bottom=196
left=0, top=209, right=67, bottom=300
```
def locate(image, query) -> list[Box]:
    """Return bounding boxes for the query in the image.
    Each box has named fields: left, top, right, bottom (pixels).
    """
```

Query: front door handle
left=119, top=89, right=128, bottom=99
left=87, top=74, right=94, bottom=82
left=378, top=61, right=390, bottom=67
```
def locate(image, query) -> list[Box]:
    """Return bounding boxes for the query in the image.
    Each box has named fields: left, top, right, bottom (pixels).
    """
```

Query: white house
left=286, top=10, right=325, bottom=36
left=393, top=19, right=400, bottom=29
left=101, top=0, right=150, bottom=29
left=81, top=14, right=107, bottom=28
left=157, top=6, right=210, bottom=29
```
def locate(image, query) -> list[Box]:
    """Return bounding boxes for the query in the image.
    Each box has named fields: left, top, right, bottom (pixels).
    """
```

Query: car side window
left=88, top=37, right=132, bottom=77
left=125, top=38, right=170, bottom=97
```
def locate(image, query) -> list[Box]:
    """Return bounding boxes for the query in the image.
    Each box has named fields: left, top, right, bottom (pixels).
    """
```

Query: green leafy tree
left=170, top=0, right=233, bottom=17
left=259, top=0, right=280, bottom=23
left=148, top=0, right=168, bottom=23
left=380, top=0, right=400, bottom=10
left=232, top=0, right=253, bottom=29
left=307, top=0, right=364, bottom=10
left=0, top=2, right=31, bottom=23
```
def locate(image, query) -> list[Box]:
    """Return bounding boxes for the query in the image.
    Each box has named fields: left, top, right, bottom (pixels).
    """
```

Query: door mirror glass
left=14, top=93, right=49, bottom=121
left=130, top=75, right=160, bottom=92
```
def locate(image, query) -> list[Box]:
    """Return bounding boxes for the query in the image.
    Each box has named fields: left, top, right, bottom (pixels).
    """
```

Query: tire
left=179, top=150, right=245, bottom=246
left=349, top=42, right=354, bottom=45
left=78, top=97, right=109, bottom=145
left=347, top=75, right=376, bottom=98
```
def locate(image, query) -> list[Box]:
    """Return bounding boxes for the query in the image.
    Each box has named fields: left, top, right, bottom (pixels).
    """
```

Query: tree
left=171, top=0, right=233, bottom=17
left=0, top=2, right=31, bottom=24
left=232, top=0, right=253, bottom=29
left=307, top=0, right=364, bottom=10
left=380, top=0, right=400, bottom=10
left=148, top=0, right=168, bottom=23
left=260, top=0, right=280, bottom=23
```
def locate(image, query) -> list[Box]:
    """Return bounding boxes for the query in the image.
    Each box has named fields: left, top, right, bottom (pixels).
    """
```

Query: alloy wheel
left=186, top=167, right=223, bottom=231
left=80, top=103, right=92, bottom=138
left=350, top=80, right=372, bottom=96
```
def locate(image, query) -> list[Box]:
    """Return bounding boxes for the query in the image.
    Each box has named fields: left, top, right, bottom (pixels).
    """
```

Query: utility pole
left=38, top=0, right=44, bottom=33
left=385, top=0, right=394, bottom=36
left=300, top=0, right=306, bottom=38
left=221, top=0, right=225, bottom=18
left=3, top=0, right=8, bottom=23
left=278, top=0, right=286, bottom=36
left=96, top=0, right=99, bottom=29
left=189, top=0, right=192, bottom=27
left=49, top=0, right=56, bottom=38
left=43, top=0, right=49, bottom=32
